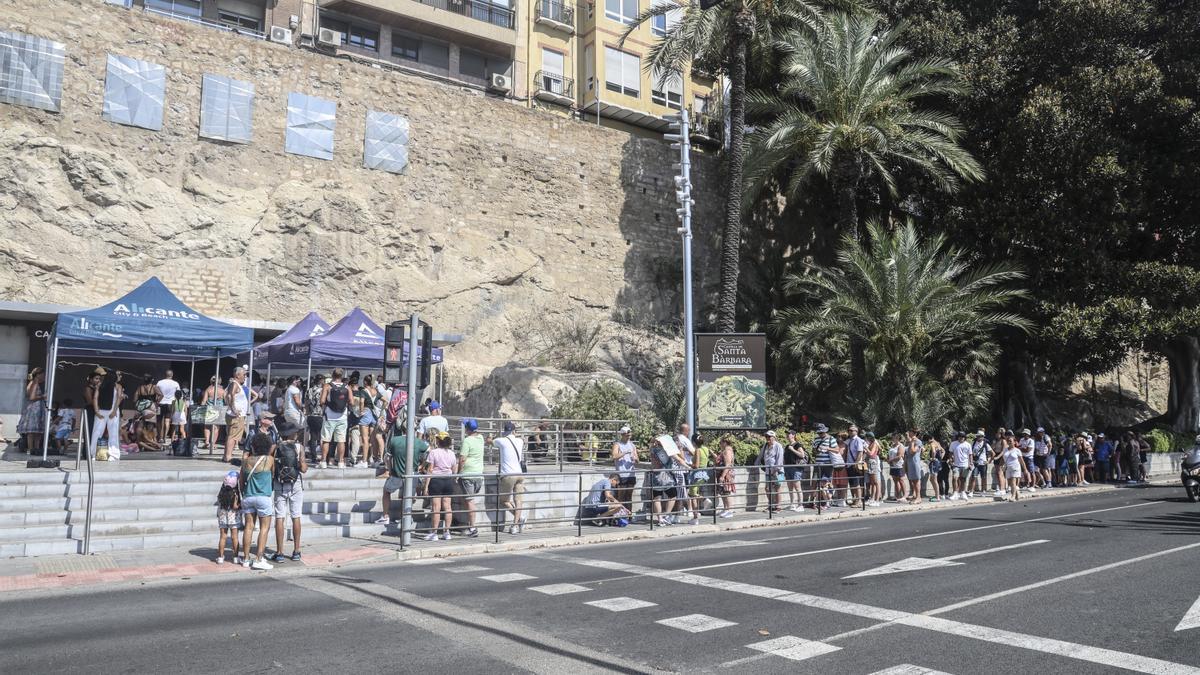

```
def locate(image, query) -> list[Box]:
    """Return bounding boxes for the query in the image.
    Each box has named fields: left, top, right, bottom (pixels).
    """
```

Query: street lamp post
left=666, top=111, right=696, bottom=432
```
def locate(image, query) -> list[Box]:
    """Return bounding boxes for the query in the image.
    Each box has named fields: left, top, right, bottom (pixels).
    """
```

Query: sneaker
left=1029, top=486, right=1037, bottom=492
left=337, top=462, right=346, bottom=468
left=355, top=461, right=368, bottom=469
left=688, top=517, right=700, bottom=526
left=518, top=518, right=528, bottom=533
left=375, top=516, right=391, bottom=525
left=215, top=556, right=224, bottom=565
left=251, top=559, right=273, bottom=571
left=233, top=556, right=243, bottom=565
left=319, top=461, right=327, bottom=469
left=291, top=551, right=302, bottom=562
left=440, top=532, right=451, bottom=541
left=271, top=553, right=286, bottom=563
left=930, top=497, right=940, bottom=502
left=719, top=510, right=734, bottom=518
left=423, top=532, right=438, bottom=541
left=791, top=504, right=803, bottom=512
left=465, top=528, right=479, bottom=538
left=242, top=558, right=251, bottom=568
left=507, top=524, right=519, bottom=535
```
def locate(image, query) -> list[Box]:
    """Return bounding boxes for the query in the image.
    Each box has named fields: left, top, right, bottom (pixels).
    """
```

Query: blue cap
left=429, top=400, right=441, bottom=410
left=464, top=418, right=478, bottom=432
left=502, top=421, right=516, bottom=434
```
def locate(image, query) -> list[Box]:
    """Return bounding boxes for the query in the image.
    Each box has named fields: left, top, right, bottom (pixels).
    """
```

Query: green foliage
left=766, top=389, right=796, bottom=431
left=549, top=381, right=632, bottom=422
left=745, top=12, right=984, bottom=210
left=649, top=363, right=686, bottom=431
left=530, top=314, right=602, bottom=373
left=776, top=221, right=1028, bottom=431
left=1145, top=428, right=1193, bottom=454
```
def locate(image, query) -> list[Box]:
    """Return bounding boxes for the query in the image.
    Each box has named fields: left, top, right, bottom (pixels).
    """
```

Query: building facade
left=114, top=0, right=722, bottom=139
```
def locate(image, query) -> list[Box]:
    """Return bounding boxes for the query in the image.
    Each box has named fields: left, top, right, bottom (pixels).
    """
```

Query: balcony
left=690, top=110, right=722, bottom=145
left=534, top=70, right=574, bottom=105
left=534, top=0, right=575, bottom=34
left=415, top=0, right=515, bottom=29
left=141, top=4, right=266, bottom=40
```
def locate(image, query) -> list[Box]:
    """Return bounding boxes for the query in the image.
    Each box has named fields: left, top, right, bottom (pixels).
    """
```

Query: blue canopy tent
left=41, top=277, right=255, bottom=460
left=265, top=308, right=442, bottom=383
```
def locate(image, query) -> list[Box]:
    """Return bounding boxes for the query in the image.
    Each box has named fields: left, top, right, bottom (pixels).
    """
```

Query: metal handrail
left=534, top=70, right=575, bottom=98
left=535, top=0, right=574, bottom=25
left=143, top=5, right=267, bottom=40
left=415, top=0, right=516, bottom=29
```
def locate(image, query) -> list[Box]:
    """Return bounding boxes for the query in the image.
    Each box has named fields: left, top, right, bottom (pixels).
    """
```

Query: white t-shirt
left=417, top=414, right=449, bottom=437
left=497, top=435, right=525, bottom=475
left=157, top=378, right=179, bottom=404
left=1019, top=438, right=1035, bottom=458
left=614, top=440, right=636, bottom=478
left=284, top=385, right=302, bottom=415
left=950, top=441, right=972, bottom=468
left=1003, top=447, right=1022, bottom=471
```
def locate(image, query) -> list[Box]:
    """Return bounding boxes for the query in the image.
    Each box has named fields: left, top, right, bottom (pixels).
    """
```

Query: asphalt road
left=4, top=485, right=1200, bottom=674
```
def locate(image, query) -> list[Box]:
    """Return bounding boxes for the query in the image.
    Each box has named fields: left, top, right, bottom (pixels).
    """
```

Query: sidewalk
left=0, top=479, right=1167, bottom=595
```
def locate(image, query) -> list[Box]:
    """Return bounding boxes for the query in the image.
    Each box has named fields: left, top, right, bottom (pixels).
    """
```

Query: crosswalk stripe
left=529, top=583, right=591, bottom=596
left=746, top=635, right=840, bottom=662
left=656, top=614, right=736, bottom=633
left=444, top=565, right=492, bottom=573
left=478, top=573, right=536, bottom=583
left=585, top=597, right=657, bottom=612
left=866, top=665, right=954, bottom=675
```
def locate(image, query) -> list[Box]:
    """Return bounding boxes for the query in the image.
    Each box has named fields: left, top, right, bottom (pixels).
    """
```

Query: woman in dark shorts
left=423, top=433, right=458, bottom=541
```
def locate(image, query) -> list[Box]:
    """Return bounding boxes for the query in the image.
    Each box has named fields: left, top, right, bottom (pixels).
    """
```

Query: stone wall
left=0, top=0, right=718, bottom=404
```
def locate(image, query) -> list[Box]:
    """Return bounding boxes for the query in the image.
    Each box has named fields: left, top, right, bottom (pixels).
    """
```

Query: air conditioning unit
left=489, top=73, right=512, bottom=92
left=269, top=26, right=293, bottom=44
left=317, top=28, right=342, bottom=47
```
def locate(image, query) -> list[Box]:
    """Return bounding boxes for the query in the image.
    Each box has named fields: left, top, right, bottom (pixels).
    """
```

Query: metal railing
left=417, top=0, right=516, bottom=29
left=143, top=4, right=267, bottom=40
left=442, top=416, right=626, bottom=471
left=535, top=0, right=574, bottom=26
left=534, top=70, right=574, bottom=98
left=386, top=462, right=905, bottom=549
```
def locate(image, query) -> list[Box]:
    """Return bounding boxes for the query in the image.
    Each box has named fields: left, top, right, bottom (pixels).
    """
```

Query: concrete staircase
left=0, top=466, right=615, bottom=557
left=0, top=467, right=410, bottom=557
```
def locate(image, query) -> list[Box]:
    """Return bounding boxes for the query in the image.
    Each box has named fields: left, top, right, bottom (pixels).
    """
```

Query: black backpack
left=326, top=383, right=350, bottom=414
left=276, top=443, right=301, bottom=484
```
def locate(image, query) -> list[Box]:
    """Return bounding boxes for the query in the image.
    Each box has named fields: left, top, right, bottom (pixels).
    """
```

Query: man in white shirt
left=156, top=370, right=180, bottom=443
left=948, top=431, right=972, bottom=501
left=416, top=401, right=449, bottom=440
left=1019, top=429, right=1038, bottom=491
left=496, top=421, right=526, bottom=534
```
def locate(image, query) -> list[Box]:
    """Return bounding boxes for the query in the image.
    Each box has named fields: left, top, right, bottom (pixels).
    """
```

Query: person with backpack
left=271, top=422, right=308, bottom=563
left=215, top=470, right=243, bottom=565
left=319, top=368, right=351, bottom=468
left=240, top=433, right=275, bottom=570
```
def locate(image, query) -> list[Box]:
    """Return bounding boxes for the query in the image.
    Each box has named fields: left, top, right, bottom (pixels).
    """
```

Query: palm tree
left=746, top=12, right=985, bottom=241
left=624, top=0, right=850, bottom=332
left=774, top=220, right=1027, bottom=431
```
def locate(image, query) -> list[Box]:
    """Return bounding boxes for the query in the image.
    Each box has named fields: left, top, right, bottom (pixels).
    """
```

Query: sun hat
left=223, top=471, right=239, bottom=488
left=814, top=423, right=829, bottom=433
left=91, top=367, right=107, bottom=377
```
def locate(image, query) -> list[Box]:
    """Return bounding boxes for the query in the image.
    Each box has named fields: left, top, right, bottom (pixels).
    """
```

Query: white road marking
left=656, top=614, right=736, bottom=633
left=405, top=558, right=452, bottom=565
left=760, top=526, right=872, bottom=542
left=661, top=540, right=768, bottom=554
left=478, top=573, right=536, bottom=583
left=746, top=635, right=840, bottom=661
left=535, top=550, right=1200, bottom=674
left=675, top=502, right=1152, bottom=573
left=844, top=540, right=1049, bottom=578
left=528, top=583, right=591, bottom=596
left=828, top=540, right=1200, bottom=645
left=444, top=565, right=492, bottom=573
left=867, top=665, right=954, bottom=675
left=1176, top=594, right=1200, bottom=632
left=585, top=597, right=657, bottom=612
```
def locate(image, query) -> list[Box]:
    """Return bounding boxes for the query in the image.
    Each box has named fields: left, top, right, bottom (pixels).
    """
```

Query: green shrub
left=549, top=381, right=631, bottom=421
left=1145, top=428, right=1193, bottom=453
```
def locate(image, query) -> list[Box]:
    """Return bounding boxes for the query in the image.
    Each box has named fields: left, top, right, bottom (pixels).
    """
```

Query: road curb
left=390, top=480, right=1169, bottom=563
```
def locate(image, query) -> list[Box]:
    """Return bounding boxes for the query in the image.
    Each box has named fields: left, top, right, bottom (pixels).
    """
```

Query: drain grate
left=36, top=554, right=118, bottom=575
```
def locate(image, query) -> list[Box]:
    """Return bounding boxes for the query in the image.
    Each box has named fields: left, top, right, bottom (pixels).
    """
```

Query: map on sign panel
left=697, top=375, right=766, bottom=429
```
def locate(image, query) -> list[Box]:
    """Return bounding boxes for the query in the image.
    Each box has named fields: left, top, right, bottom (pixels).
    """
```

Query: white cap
left=619, top=425, right=631, bottom=434
left=765, top=430, right=776, bottom=437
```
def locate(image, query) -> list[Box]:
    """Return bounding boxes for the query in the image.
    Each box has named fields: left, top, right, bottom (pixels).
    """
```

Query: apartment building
left=111, top=0, right=721, bottom=140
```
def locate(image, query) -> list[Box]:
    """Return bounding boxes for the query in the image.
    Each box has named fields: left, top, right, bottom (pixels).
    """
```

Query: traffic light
left=384, top=320, right=433, bottom=388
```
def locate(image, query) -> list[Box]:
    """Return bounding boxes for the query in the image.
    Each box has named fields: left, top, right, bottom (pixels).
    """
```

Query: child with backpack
left=216, top=471, right=243, bottom=564
left=272, top=422, right=308, bottom=562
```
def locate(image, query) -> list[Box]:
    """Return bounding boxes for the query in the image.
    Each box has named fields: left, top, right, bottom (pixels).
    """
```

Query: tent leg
left=305, top=357, right=313, bottom=456
left=41, top=336, right=58, bottom=463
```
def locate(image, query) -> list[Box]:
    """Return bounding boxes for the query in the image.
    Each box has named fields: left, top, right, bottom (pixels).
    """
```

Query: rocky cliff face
left=0, top=0, right=717, bottom=416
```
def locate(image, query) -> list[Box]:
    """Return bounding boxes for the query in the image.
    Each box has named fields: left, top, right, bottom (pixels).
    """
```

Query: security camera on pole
left=665, top=110, right=697, bottom=432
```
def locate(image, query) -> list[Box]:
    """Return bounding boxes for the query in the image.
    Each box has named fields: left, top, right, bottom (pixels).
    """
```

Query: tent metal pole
left=41, top=335, right=59, bottom=463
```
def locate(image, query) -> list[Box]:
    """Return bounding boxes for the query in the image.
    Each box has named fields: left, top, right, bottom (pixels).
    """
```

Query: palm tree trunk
left=834, top=156, right=861, bottom=242
left=716, top=9, right=751, bottom=333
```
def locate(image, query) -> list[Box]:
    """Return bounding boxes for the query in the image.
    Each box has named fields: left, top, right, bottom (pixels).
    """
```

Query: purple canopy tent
left=251, top=311, right=330, bottom=385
